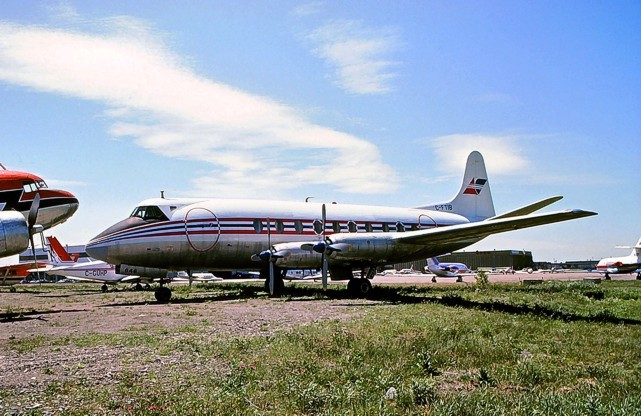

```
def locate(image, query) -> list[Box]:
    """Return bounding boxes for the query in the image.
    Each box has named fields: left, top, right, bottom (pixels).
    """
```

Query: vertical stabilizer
left=46, top=236, right=76, bottom=264
left=632, top=238, right=641, bottom=257
left=419, top=151, right=495, bottom=221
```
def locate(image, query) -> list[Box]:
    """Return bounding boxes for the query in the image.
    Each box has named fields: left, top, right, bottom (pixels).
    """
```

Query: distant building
left=393, top=249, right=534, bottom=272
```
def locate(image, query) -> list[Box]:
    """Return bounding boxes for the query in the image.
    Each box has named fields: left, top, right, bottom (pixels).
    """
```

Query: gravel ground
left=0, top=284, right=376, bottom=414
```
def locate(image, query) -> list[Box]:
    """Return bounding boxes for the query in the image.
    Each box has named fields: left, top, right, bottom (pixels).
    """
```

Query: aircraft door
left=184, top=208, right=220, bottom=252
left=418, top=214, right=437, bottom=230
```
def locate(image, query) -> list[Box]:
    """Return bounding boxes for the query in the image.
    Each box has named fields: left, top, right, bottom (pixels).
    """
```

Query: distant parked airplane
left=425, top=257, right=473, bottom=282
left=596, top=237, right=641, bottom=279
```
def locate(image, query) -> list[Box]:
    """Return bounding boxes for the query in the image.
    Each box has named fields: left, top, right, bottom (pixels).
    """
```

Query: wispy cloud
left=0, top=15, right=398, bottom=198
left=429, top=134, right=530, bottom=175
left=306, top=20, right=402, bottom=95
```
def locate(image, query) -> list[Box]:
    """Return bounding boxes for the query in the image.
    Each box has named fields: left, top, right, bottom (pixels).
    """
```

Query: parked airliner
left=596, top=237, right=641, bottom=279
left=86, top=151, right=596, bottom=302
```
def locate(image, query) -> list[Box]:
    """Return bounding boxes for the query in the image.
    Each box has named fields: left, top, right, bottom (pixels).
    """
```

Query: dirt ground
left=0, top=272, right=628, bottom=413
left=0, top=283, right=379, bottom=414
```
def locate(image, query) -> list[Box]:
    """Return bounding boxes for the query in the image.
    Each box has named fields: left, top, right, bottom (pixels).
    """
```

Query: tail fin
left=426, top=257, right=439, bottom=266
left=46, top=236, right=77, bottom=264
left=419, top=151, right=495, bottom=221
left=632, top=238, right=641, bottom=257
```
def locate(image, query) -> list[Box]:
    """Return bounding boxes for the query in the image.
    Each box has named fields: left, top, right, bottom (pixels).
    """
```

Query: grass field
left=3, top=279, right=641, bottom=415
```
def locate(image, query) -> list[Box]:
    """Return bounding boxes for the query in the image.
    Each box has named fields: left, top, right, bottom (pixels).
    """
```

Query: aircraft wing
left=394, top=209, right=597, bottom=248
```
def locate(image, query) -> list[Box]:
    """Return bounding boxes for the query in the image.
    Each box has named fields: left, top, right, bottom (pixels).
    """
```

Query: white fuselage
left=86, top=198, right=471, bottom=272
left=47, top=260, right=129, bottom=283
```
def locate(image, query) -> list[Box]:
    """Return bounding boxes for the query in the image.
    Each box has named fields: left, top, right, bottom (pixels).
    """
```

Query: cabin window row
left=252, top=219, right=427, bottom=234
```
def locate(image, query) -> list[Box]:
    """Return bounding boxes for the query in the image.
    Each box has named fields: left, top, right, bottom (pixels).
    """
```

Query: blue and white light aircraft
left=425, top=257, right=473, bottom=282
left=86, top=151, right=597, bottom=302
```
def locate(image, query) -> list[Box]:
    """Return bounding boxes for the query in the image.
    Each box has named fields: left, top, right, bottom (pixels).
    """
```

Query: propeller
left=27, top=193, right=43, bottom=282
left=308, top=204, right=342, bottom=291
left=267, top=218, right=274, bottom=295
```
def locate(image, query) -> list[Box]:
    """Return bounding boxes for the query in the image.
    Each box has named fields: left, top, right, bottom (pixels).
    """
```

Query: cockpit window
left=22, top=180, right=48, bottom=193
left=130, top=206, right=169, bottom=221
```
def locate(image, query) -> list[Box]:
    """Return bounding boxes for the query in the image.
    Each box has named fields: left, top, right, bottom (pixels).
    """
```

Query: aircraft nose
left=85, top=240, right=107, bottom=262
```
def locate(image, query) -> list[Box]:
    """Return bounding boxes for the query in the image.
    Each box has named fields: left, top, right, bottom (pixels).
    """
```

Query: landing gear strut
left=261, top=266, right=285, bottom=296
left=155, top=279, right=172, bottom=303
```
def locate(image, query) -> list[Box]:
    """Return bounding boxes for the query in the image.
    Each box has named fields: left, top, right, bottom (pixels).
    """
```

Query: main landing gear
left=345, top=266, right=376, bottom=297
left=155, top=279, right=172, bottom=303
left=261, top=266, right=285, bottom=296
left=347, top=278, right=372, bottom=297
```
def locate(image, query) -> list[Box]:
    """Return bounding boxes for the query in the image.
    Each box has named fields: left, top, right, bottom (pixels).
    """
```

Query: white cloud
left=0, top=17, right=398, bottom=198
left=306, top=20, right=401, bottom=95
left=430, top=134, right=530, bottom=175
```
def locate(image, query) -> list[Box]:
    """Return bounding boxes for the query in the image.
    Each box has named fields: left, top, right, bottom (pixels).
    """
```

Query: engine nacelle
left=272, top=242, right=322, bottom=269
left=327, top=233, right=393, bottom=262
left=0, top=211, right=29, bottom=257
left=116, top=264, right=172, bottom=279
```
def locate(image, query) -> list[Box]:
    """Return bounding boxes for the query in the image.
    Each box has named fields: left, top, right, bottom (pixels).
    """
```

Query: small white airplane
left=425, top=257, right=473, bottom=282
left=86, top=151, right=597, bottom=302
left=596, top=237, right=641, bottom=279
left=44, top=236, right=143, bottom=292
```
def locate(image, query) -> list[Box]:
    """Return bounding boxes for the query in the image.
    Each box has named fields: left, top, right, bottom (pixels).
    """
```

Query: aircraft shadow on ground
left=96, top=284, right=641, bottom=325
left=0, top=308, right=88, bottom=323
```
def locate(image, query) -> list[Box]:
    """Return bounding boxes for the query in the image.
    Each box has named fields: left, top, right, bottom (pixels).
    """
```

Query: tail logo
left=463, top=178, right=487, bottom=195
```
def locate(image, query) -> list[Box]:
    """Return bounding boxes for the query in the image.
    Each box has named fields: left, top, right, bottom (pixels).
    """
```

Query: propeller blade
left=28, top=193, right=41, bottom=229
left=267, top=218, right=274, bottom=296
left=321, top=204, right=328, bottom=291
left=321, top=203, right=326, bottom=237
left=322, top=254, right=328, bottom=291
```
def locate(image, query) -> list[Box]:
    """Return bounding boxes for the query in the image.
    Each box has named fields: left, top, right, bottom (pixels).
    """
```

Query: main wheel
left=101, top=284, right=108, bottom=292
left=348, top=278, right=372, bottom=297
left=155, top=286, right=172, bottom=303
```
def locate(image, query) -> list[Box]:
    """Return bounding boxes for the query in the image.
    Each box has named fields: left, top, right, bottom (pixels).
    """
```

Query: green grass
left=3, top=280, right=641, bottom=415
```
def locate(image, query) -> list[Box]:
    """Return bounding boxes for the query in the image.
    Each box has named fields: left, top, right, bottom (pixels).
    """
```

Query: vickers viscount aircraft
left=86, top=151, right=597, bottom=302
left=0, top=164, right=79, bottom=258
left=596, top=237, right=641, bottom=279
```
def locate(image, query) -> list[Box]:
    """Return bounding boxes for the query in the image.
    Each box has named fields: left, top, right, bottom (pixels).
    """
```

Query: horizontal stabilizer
left=489, top=196, right=563, bottom=220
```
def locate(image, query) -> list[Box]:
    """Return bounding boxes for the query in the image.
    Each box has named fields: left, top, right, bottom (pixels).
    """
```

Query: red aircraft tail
left=46, top=236, right=79, bottom=263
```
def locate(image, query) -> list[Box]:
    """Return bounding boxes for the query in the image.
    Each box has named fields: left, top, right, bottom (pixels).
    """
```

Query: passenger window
left=275, top=220, right=285, bottom=233
left=382, top=223, right=390, bottom=233
left=396, top=221, right=405, bottom=232
left=253, top=219, right=263, bottom=234
left=332, top=221, right=341, bottom=233
left=365, top=222, right=373, bottom=232
left=294, top=220, right=303, bottom=234
left=313, top=219, right=323, bottom=235
left=348, top=221, right=357, bottom=233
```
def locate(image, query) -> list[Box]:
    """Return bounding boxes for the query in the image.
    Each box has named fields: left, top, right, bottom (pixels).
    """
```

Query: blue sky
left=0, top=1, right=639, bottom=261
